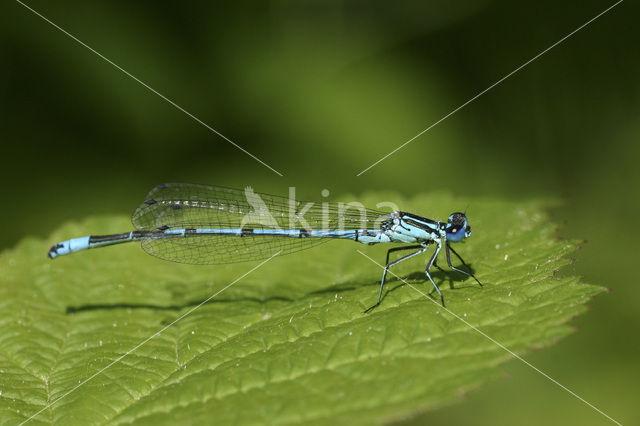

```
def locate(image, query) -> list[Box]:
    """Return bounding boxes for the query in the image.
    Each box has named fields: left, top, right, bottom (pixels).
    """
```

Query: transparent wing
left=132, top=183, right=389, bottom=265
left=141, top=234, right=330, bottom=265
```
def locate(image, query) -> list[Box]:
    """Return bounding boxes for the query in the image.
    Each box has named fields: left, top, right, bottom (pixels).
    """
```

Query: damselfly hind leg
left=364, top=245, right=426, bottom=313
left=446, top=243, right=483, bottom=287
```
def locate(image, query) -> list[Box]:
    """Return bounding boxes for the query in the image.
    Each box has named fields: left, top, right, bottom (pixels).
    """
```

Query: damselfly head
left=446, top=212, right=471, bottom=242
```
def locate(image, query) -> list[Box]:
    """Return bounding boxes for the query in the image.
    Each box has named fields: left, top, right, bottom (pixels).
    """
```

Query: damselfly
left=48, top=183, right=482, bottom=311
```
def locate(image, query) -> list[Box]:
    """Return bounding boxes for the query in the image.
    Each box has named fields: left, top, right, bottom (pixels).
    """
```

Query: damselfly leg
left=431, top=261, right=445, bottom=273
left=385, top=245, right=423, bottom=264
left=364, top=245, right=427, bottom=313
left=425, top=241, right=445, bottom=307
left=446, top=243, right=483, bottom=287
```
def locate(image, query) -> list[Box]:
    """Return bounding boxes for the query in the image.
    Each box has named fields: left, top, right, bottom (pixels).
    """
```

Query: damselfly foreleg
left=446, top=243, right=483, bottom=287
left=364, top=245, right=427, bottom=313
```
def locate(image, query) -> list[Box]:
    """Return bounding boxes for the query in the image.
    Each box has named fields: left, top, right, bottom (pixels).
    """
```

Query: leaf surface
left=0, top=193, right=604, bottom=425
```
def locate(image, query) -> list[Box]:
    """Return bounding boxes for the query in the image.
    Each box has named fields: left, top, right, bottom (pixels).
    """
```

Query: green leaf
left=0, top=193, right=604, bottom=425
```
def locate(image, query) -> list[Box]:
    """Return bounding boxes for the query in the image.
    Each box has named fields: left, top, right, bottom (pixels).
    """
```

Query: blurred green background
left=2, top=0, right=638, bottom=424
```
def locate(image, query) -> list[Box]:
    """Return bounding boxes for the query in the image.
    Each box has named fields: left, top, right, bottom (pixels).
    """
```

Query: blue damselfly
left=49, top=183, right=482, bottom=311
